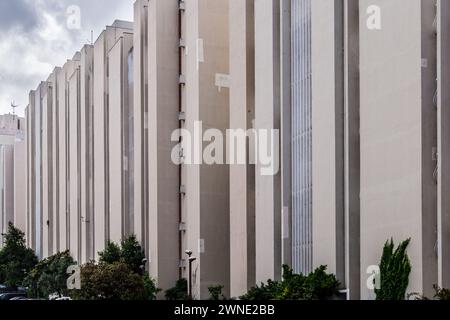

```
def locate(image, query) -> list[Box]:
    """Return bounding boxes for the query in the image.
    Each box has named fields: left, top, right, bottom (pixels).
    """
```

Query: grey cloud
left=0, top=0, right=39, bottom=31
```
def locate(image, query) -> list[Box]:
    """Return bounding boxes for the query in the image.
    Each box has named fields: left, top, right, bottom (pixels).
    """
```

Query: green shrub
left=240, top=279, right=282, bottom=300
left=165, top=278, right=189, bottom=300
left=143, top=272, right=161, bottom=300
left=375, top=238, right=411, bottom=300
left=409, top=285, right=450, bottom=300
left=433, top=285, right=450, bottom=300
left=279, top=265, right=340, bottom=300
left=208, top=285, right=225, bottom=300
left=240, top=265, right=339, bottom=300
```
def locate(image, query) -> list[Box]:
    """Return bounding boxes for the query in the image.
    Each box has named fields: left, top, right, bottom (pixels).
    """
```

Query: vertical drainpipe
left=343, top=0, right=360, bottom=300
left=178, top=0, right=184, bottom=280
left=280, top=0, right=292, bottom=269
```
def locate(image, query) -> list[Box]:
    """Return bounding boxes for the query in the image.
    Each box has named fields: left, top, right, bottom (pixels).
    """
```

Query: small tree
left=98, top=242, right=121, bottom=265
left=98, top=236, right=146, bottom=274
left=375, top=238, right=412, bottom=300
left=24, top=251, right=75, bottom=299
left=120, top=236, right=146, bottom=274
left=0, top=223, right=38, bottom=288
left=82, top=236, right=155, bottom=300
left=143, top=272, right=161, bottom=300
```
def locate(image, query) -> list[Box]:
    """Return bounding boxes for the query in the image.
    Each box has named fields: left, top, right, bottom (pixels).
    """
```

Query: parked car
left=9, top=296, right=30, bottom=301
left=55, top=297, right=72, bottom=301
left=0, top=293, right=27, bottom=301
left=0, top=285, right=27, bottom=294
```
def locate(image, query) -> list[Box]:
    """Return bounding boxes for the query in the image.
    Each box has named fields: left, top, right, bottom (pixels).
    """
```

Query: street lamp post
left=185, top=250, right=196, bottom=300
left=139, top=258, right=148, bottom=275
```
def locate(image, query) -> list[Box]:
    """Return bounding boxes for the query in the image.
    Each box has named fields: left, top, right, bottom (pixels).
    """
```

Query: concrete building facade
left=0, top=114, right=26, bottom=247
left=22, top=0, right=450, bottom=300
left=25, top=21, right=135, bottom=264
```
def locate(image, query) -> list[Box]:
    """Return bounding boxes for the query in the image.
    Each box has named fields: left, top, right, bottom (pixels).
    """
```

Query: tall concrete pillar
left=14, top=140, right=27, bottom=234
left=68, top=53, right=81, bottom=263
left=229, top=0, right=256, bottom=297
left=254, top=0, right=282, bottom=283
left=41, top=80, right=52, bottom=258
left=145, top=0, right=180, bottom=293
left=93, top=22, right=133, bottom=259
left=311, top=0, right=345, bottom=284
left=108, top=32, right=133, bottom=245
left=183, top=0, right=230, bottom=299
left=133, top=0, right=149, bottom=251
left=437, top=0, right=450, bottom=289
left=80, top=45, right=94, bottom=263
left=26, top=97, right=35, bottom=249
left=51, top=67, right=61, bottom=254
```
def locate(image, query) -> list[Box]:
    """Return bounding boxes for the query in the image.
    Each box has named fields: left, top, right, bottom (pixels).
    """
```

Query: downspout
left=178, top=0, right=184, bottom=280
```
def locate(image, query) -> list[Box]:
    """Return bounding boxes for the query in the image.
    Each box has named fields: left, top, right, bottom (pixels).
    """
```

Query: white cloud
left=0, top=0, right=134, bottom=116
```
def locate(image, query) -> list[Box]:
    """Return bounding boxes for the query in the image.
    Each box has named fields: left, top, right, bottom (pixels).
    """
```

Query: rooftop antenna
left=11, top=101, right=18, bottom=119
left=87, top=30, right=93, bottom=45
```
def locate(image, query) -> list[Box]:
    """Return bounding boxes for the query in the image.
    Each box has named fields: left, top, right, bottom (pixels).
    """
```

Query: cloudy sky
left=0, top=0, right=134, bottom=116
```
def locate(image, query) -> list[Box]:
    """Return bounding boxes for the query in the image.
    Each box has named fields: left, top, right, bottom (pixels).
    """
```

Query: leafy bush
left=433, top=285, right=450, bottom=300
left=165, top=278, right=189, bottom=300
left=375, top=238, right=411, bottom=300
left=71, top=236, right=156, bottom=300
left=24, top=251, right=75, bottom=299
left=279, top=265, right=340, bottom=300
left=240, top=280, right=282, bottom=300
left=408, top=285, right=450, bottom=300
left=240, top=265, right=339, bottom=300
left=0, top=223, right=38, bottom=288
left=70, top=262, right=159, bottom=300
